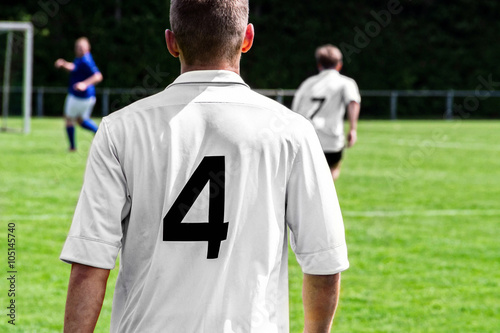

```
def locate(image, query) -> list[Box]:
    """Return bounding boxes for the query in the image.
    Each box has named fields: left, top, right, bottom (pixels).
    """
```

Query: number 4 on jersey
left=163, top=156, right=228, bottom=259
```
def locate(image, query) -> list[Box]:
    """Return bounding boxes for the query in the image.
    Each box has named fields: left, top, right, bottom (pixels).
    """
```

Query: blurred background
left=2, top=0, right=500, bottom=119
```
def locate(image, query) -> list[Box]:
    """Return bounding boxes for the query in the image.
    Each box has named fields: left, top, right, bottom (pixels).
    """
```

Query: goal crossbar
left=1, top=21, right=33, bottom=134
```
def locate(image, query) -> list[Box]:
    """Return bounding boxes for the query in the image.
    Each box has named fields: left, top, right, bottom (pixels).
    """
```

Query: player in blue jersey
left=55, top=37, right=103, bottom=151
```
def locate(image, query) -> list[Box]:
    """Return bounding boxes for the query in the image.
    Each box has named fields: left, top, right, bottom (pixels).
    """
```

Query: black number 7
left=163, top=156, right=228, bottom=259
left=310, top=97, right=326, bottom=119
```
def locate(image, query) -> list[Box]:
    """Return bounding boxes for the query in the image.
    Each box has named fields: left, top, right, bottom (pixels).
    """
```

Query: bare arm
left=73, top=72, right=103, bottom=92
left=303, top=273, right=341, bottom=333
left=55, top=59, right=75, bottom=72
left=64, top=263, right=110, bottom=333
left=346, top=101, right=360, bottom=147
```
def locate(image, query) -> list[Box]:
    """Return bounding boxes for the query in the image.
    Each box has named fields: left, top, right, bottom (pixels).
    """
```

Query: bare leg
left=65, top=116, right=74, bottom=127
left=330, top=161, right=342, bottom=181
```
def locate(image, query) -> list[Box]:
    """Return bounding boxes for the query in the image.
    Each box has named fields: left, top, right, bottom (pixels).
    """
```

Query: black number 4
left=310, top=97, right=326, bottom=119
left=163, top=156, right=228, bottom=259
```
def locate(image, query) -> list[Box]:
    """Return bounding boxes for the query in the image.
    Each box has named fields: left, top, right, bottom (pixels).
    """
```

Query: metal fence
left=3, top=86, right=500, bottom=119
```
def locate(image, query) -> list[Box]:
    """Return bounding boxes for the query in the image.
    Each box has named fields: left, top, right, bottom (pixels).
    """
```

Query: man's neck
left=319, top=66, right=337, bottom=72
left=180, top=64, right=240, bottom=75
left=179, top=56, right=241, bottom=75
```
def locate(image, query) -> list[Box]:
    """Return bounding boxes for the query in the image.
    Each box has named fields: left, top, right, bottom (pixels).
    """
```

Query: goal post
left=0, top=21, right=33, bottom=134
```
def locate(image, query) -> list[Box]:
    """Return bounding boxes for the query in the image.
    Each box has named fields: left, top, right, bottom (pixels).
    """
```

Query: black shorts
left=324, top=150, right=343, bottom=167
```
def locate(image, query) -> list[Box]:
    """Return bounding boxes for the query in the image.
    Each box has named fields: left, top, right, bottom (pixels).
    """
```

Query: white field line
left=1, top=214, right=72, bottom=221
left=1, top=210, right=499, bottom=221
left=343, top=209, right=500, bottom=217
left=393, top=139, right=500, bottom=151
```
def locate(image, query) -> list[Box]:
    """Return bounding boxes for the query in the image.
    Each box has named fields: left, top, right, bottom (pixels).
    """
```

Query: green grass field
left=1, top=118, right=499, bottom=332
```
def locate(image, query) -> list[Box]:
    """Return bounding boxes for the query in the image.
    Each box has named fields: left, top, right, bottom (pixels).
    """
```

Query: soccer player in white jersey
left=60, top=1, right=349, bottom=332
left=292, top=45, right=361, bottom=180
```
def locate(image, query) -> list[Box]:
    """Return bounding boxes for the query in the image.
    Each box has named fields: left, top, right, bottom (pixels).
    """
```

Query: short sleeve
left=85, top=53, right=100, bottom=75
left=286, top=122, right=349, bottom=275
left=60, top=119, right=130, bottom=269
left=344, top=79, right=361, bottom=104
left=291, top=85, right=303, bottom=112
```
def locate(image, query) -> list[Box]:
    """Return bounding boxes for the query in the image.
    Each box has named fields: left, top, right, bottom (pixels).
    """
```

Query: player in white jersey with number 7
left=292, top=45, right=361, bottom=181
left=60, top=1, right=349, bottom=332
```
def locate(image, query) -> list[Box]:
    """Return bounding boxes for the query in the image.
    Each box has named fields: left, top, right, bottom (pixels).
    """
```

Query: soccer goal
left=0, top=21, right=33, bottom=134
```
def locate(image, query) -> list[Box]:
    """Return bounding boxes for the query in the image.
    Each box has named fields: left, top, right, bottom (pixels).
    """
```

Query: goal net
left=0, top=22, right=33, bottom=134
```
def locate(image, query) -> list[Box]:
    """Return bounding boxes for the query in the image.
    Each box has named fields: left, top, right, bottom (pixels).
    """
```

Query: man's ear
left=165, top=29, right=180, bottom=58
left=335, top=61, right=343, bottom=72
left=241, top=24, right=254, bottom=53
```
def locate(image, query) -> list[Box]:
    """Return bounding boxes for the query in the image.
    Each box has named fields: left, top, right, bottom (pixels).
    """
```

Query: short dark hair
left=315, top=44, right=342, bottom=69
left=170, top=0, right=249, bottom=66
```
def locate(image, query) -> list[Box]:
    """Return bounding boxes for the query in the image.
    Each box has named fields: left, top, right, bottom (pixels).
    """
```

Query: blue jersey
left=68, top=52, right=100, bottom=98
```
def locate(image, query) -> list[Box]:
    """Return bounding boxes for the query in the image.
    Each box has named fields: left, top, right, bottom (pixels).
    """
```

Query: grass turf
left=1, top=118, right=499, bottom=332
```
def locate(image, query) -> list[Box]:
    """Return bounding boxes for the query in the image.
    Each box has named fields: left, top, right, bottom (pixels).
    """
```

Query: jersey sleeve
left=291, top=86, right=302, bottom=112
left=86, top=53, right=100, bottom=74
left=343, top=79, right=361, bottom=104
left=286, top=122, right=349, bottom=275
left=60, top=119, right=130, bottom=269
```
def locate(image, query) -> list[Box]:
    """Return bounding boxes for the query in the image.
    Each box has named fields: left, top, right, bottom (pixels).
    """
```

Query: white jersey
left=292, top=69, right=361, bottom=152
left=60, top=70, right=349, bottom=333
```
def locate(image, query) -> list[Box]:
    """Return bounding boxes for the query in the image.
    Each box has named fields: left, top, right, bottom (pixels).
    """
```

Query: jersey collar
left=321, top=68, right=340, bottom=75
left=167, top=70, right=250, bottom=89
